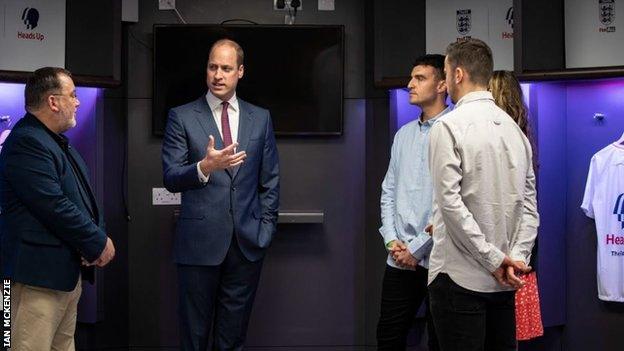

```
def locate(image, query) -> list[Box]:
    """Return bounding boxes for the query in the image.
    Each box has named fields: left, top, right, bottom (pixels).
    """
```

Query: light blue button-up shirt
left=379, top=107, right=450, bottom=269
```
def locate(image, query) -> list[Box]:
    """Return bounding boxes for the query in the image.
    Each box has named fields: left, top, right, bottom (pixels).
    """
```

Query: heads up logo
left=501, top=6, right=514, bottom=39
left=506, top=7, right=514, bottom=28
left=615, top=193, right=624, bottom=229
left=17, top=7, right=44, bottom=41
left=22, top=7, right=39, bottom=30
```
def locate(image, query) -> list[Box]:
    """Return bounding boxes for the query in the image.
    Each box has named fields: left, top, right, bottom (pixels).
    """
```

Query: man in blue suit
left=0, top=67, right=115, bottom=350
left=162, top=39, right=280, bottom=351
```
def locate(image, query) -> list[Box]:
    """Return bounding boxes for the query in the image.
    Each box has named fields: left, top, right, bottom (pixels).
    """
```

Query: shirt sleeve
left=197, top=162, right=210, bottom=183
left=510, top=150, right=540, bottom=264
left=379, top=134, right=400, bottom=246
left=429, top=121, right=505, bottom=273
left=581, top=155, right=597, bottom=218
left=162, top=109, right=207, bottom=193
left=407, top=233, right=433, bottom=260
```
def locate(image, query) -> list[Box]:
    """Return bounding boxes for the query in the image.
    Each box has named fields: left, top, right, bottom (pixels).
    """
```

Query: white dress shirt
left=197, top=91, right=240, bottom=182
left=428, top=91, right=539, bottom=293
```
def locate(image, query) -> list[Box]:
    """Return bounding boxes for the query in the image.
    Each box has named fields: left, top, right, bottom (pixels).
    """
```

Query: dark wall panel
left=518, top=0, right=565, bottom=71
left=247, top=100, right=366, bottom=346
left=76, top=94, right=129, bottom=350
left=532, top=83, right=567, bottom=327
left=373, top=0, right=425, bottom=83
left=363, top=96, right=391, bottom=346
left=66, top=0, right=121, bottom=81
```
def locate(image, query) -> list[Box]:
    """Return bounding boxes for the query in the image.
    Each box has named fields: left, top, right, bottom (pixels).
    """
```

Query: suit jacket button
left=231, top=187, right=236, bottom=191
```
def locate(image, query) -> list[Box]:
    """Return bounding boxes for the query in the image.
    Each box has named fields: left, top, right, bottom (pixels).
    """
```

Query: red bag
left=515, top=271, right=544, bottom=340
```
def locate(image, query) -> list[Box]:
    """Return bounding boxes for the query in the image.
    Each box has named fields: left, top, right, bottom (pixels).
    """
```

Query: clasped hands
left=493, top=256, right=532, bottom=289
left=388, top=224, right=433, bottom=269
left=390, top=224, right=531, bottom=289
left=388, top=240, right=419, bottom=268
left=199, top=135, right=247, bottom=175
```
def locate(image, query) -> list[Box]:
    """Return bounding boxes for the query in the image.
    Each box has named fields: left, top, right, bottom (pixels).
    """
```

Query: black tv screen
left=153, top=24, right=344, bottom=136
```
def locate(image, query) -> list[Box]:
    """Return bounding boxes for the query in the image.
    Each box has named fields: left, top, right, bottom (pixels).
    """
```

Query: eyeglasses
left=51, top=92, right=78, bottom=100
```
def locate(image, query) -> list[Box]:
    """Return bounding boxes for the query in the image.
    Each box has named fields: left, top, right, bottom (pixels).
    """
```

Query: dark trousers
left=377, top=265, right=440, bottom=351
left=177, top=238, right=264, bottom=351
left=428, top=273, right=516, bottom=351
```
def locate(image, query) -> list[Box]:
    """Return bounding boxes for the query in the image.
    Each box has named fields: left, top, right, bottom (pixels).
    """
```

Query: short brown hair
left=445, top=38, right=493, bottom=86
left=209, top=39, right=244, bottom=67
left=25, top=67, right=72, bottom=111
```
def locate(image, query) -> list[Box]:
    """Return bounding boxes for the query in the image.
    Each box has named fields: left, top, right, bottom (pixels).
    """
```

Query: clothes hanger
left=618, top=132, right=624, bottom=145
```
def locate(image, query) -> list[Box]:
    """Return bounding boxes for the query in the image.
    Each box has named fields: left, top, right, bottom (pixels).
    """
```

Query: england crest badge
left=457, top=9, right=472, bottom=35
left=600, top=0, right=615, bottom=26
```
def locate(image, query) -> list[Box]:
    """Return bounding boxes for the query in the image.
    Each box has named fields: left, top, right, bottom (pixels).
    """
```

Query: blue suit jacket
left=0, top=113, right=107, bottom=292
left=162, top=96, right=279, bottom=264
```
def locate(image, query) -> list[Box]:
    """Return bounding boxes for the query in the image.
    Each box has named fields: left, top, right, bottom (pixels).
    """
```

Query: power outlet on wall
left=318, top=0, right=334, bottom=11
left=274, top=0, right=303, bottom=11
left=158, top=0, right=175, bottom=10
left=152, top=187, right=181, bottom=205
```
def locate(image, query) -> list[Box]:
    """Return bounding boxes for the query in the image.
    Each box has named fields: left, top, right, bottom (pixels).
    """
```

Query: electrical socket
left=318, top=0, right=334, bottom=11
left=274, top=0, right=303, bottom=11
left=152, top=187, right=181, bottom=205
left=158, top=0, right=175, bottom=10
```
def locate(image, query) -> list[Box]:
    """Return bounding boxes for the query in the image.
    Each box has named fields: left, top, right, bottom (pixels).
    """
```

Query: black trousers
left=177, top=238, right=264, bottom=351
left=428, top=273, right=516, bottom=351
left=377, top=265, right=440, bottom=351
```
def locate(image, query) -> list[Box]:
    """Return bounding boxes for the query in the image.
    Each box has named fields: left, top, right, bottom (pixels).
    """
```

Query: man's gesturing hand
left=199, top=135, right=247, bottom=175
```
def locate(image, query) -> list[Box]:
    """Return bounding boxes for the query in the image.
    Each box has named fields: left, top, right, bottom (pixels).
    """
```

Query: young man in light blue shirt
left=377, top=54, right=450, bottom=351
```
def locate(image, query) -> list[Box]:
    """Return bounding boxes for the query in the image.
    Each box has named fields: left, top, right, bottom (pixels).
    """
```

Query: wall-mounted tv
left=153, top=24, right=344, bottom=136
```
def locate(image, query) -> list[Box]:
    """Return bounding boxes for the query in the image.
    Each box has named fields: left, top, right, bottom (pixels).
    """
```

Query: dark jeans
left=377, top=265, right=440, bottom=351
left=177, top=238, right=264, bottom=351
left=428, top=273, right=516, bottom=351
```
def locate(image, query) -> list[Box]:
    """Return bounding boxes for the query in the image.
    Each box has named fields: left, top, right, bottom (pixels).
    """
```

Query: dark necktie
left=221, top=101, right=233, bottom=147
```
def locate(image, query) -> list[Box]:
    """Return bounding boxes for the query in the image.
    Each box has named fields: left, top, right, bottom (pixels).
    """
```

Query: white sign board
left=426, top=0, right=514, bottom=70
left=565, top=0, right=624, bottom=68
left=0, top=0, right=66, bottom=72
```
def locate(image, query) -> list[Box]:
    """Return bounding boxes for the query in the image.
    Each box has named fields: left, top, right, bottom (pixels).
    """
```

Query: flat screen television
left=153, top=24, right=344, bottom=136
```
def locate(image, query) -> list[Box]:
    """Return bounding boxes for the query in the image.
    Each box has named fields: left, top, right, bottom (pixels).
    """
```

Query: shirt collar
left=418, top=105, right=451, bottom=127
left=454, top=90, right=494, bottom=108
left=206, top=90, right=239, bottom=113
